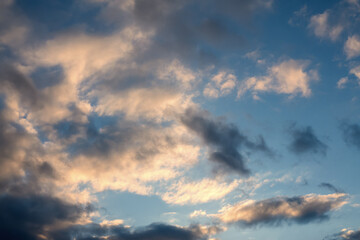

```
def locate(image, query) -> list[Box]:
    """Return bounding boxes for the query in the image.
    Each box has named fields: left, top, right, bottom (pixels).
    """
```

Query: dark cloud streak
left=288, top=124, right=327, bottom=155
left=181, top=108, right=272, bottom=175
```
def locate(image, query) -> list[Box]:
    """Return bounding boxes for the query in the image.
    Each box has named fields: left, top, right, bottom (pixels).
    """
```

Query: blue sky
left=0, top=0, right=360, bottom=239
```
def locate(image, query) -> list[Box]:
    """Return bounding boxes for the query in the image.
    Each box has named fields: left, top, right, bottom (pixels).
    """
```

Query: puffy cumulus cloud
left=287, top=124, right=327, bottom=156
left=203, top=71, right=237, bottom=98
left=308, top=11, right=343, bottom=41
left=325, top=228, right=360, bottom=240
left=340, top=122, right=360, bottom=150
left=238, top=59, right=318, bottom=99
left=216, top=193, right=348, bottom=227
left=161, top=178, right=239, bottom=205
left=345, top=35, right=360, bottom=59
left=181, top=108, right=273, bottom=175
left=307, top=0, right=360, bottom=43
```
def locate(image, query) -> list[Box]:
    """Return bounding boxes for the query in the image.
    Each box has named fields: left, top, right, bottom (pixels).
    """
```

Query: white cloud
left=350, top=65, right=360, bottom=84
left=238, top=59, right=317, bottom=98
left=309, top=11, right=343, bottom=41
left=161, top=178, right=239, bottom=205
left=203, top=71, right=237, bottom=98
left=345, top=35, right=360, bottom=59
left=190, top=210, right=208, bottom=218
left=337, top=77, right=348, bottom=89
left=216, top=193, right=348, bottom=225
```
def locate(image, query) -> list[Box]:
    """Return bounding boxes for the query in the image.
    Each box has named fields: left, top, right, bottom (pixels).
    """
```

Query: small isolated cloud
left=190, top=210, right=208, bottom=218
left=325, top=228, right=360, bottom=240
left=216, top=193, right=348, bottom=227
left=181, top=108, right=273, bottom=175
left=340, top=122, right=360, bottom=150
left=350, top=65, right=360, bottom=84
left=238, top=59, right=317, bottom=99
left=319, top=183, right=344, bottom=193
left=161, top=178, right=239, bottom=205
left=337, top=77, right=348, bottom=89
left=203, top=71, right=237, bottom=98
left=308, top=11, right=343, bottom=41
left=287, top=125, right=327, bottom=155
left=345, top=35, right=360, bottom=59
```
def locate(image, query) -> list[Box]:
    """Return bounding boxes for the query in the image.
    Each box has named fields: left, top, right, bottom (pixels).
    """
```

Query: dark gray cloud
left=340, top=122, right=360, bottom=150
left=49, top=223, right=210, bottom=240
left=0, top=194, right=88, bottom=240
left=121, top=0, right=271, bottom=68
left=288, top=124, right=327, bottom=155
left=0, top=192, right=211, bottom=240
left=181, top=108, right=273, bottom=175
left=30, top=65, right=64, bottom=89
left=0, top=112, right=42, bottom=183
left=218, top=193, right=348, bottom=227
left=324, top=228, right=360, bottom=240
left=0, top=63, right=43, bottom=109
left=319, top=183, right=343, bottom=193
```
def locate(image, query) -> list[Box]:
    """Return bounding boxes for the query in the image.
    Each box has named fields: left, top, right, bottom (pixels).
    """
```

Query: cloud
left=203, top=71, right=237, bottom=98
left=49, top=222, right=218, bottom=240
left=350, top=65, right=360, bottom=84
left=287, top=125, right=327, bottom=155
left=319, top=183, right=344, bottom=193
left=238, top=59, right=318, bottom=98
left=337, top=77, right=348, bottom=89
left=325, top=228, right=360, bottom=240
left=308, top=11, right=343, bottom=41
left=190, top=210, right=208, bottom=218
left=340, top=122, right=360, bottom=150
left=345, top=35, right=360, bottom=59
left=181, top=108, right=273, bottom=175
left=161, top=178, right=239, bottom=205
left=0, top=193, right=215, bottom=240
left=0, top=194, right=90, bottom=240
left=63, top=120, right=200, bottom=194
left=216, top=193, right=348, bottom=227
left=90, top=0, right=272, bottom=68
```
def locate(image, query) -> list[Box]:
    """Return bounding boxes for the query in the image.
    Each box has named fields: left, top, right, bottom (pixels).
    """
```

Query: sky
left=0, top=0, right=360, bottom=239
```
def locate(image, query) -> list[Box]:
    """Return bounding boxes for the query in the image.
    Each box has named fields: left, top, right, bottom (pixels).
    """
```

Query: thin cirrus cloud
left=216, top=193, right=348, bottom=227
left=161, top=178, right=239, bottom=205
